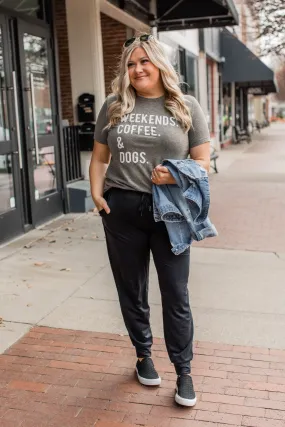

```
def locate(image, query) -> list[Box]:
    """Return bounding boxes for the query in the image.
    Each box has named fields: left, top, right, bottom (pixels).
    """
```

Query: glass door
left=0, top=14, right=24, bottom=242
left=18, top=20, right=63, bottom=226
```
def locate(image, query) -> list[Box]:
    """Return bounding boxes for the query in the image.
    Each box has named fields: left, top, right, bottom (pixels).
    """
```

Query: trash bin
left=79, top=122, right=95, bottom=151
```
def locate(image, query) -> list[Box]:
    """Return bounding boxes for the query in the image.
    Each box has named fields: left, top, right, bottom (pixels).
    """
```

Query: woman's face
left=127, top=47, right=163, bottom=96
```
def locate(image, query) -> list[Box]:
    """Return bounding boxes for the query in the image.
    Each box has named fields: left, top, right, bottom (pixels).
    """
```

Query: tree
left=247, top=0, right=285, bottom=58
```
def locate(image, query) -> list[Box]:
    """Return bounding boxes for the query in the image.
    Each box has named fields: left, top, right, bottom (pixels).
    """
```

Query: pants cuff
left=175, top=364, right=191, bottom=375
left=136, top=349, right=151, bottom=358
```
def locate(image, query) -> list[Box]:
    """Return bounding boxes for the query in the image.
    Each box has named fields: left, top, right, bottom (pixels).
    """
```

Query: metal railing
left=63, top=125, right=83, bottom=183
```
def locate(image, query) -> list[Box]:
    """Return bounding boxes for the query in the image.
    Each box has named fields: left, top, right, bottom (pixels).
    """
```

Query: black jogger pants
left=100, top=188, right=194, bottom=375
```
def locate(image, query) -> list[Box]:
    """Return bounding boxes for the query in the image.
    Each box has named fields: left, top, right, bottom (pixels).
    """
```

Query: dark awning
left=221, top=29, right=277, bottom=94
left=107, top=0, right=239, bottom=31
left=154, top=0, right=239, bottom=31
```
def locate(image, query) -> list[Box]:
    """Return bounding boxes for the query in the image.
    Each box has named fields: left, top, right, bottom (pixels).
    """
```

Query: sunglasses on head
left=124, top=34, right=153, bottom=48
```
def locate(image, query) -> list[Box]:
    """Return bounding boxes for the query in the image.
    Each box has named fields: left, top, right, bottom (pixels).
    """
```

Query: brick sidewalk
left=1, top=327, right=285, bottom=426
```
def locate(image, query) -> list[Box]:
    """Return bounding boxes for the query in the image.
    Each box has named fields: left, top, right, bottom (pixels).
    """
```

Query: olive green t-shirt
left=94, top=94, right=210, bottom=194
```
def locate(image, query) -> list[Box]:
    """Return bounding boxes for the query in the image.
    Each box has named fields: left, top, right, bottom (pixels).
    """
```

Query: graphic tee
left=94, top=94, right=210, bottom=194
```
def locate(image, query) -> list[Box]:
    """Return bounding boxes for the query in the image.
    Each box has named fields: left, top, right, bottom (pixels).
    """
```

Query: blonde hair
left=107, top=34, right=192, bottom=132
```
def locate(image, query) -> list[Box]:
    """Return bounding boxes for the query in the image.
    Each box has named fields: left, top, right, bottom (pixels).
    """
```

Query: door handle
left=30, top=73, right=39, bottom=165
left=12, top=71, right=23, bottom=170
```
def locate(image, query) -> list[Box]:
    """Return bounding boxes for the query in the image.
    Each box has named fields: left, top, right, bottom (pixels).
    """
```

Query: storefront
left=0, top=0, right=239, bottom=244
left=159, top=30, right=199, bottom=98
left=221, top=29, right=276, bottom=143
left=198, top=27, right=222, bottom=148
left=0, top=0, right=64, bottom=243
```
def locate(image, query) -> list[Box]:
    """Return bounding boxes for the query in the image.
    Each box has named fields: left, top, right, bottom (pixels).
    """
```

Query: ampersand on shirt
left=117, top=137, right=124, bottom=149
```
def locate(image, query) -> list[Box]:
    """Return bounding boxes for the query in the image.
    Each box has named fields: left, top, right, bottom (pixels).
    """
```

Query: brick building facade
left=54, top=8, right=132, bottom=121
left=101, top=14, right=129, bottom=96
left=54, top=0, right=74, bottom=124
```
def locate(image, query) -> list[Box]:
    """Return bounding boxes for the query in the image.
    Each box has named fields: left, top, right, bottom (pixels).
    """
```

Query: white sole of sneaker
left=175, top=388, right=197, bottom=407
left=136, top=368, right=161, bottom=386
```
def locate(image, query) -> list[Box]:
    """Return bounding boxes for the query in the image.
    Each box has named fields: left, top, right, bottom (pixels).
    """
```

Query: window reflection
left=34, top=146, right=56, bottom=199
left=0, top=1, right=44, bottom=19
left=0, top=154, right=15, bottom=213
left=0, top=27, right=10, bottom=141
left=186, top=55, right=197, bottom=97
left=24, top=33, right=53, bottom=136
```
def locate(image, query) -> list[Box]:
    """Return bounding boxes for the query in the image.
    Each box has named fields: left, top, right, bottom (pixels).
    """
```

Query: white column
left=66, top=0, right=105, bottom=178
left=198, top=52, right=208, bottom=117
left=240, top=88, right=244, bottom=128
left=212, top=62, right=220, bottom=149
left=150, top=0, right=157, bottom=37
left=66, top=0, right=105, bottom=117
left=254, top=96, right=263, bottom=122
left=151, top=26, right=158, bottom=37
left=267, top=96, right=272, bottom=121
left=220, top=74, right=224, bottom=146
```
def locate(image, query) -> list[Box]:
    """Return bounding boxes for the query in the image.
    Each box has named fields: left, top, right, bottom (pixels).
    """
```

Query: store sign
left=248, top=88, right=265, bottom=95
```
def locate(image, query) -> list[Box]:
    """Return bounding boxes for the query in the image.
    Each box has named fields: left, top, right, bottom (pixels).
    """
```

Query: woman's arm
left=186, top=95, right=211, bottom=172
left=152, top=141, right=211, bottom=185
left=190, top=141, right=210, bottom=172
left=89, top=141, right=111, bottom=213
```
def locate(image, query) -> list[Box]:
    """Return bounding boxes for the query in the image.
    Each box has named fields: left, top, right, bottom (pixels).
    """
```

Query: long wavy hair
left=107, top=34, right=192, bottom=132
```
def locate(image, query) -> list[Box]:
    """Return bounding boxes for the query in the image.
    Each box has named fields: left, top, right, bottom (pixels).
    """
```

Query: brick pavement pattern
left=1, top=327, right=285, bottom=426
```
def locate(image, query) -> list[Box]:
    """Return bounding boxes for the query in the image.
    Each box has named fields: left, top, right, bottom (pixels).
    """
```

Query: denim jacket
left=152, top=159, right=218, bottom=255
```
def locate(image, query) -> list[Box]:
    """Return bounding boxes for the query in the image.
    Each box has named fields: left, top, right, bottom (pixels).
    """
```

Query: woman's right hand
left=89, top=142, right=111, bottom=215
left=93, top=196, right=111, bottom=215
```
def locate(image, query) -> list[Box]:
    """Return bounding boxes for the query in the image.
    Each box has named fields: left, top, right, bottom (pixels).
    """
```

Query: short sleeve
left=94, top=98, right=109, bottom=144
left=185, top=95, right=210, bottom=149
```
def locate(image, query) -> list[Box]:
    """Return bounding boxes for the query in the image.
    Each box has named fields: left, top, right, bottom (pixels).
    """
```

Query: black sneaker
left=136, top=358, right=161, bottom=386
left=175, top=374, right=197, bottom=407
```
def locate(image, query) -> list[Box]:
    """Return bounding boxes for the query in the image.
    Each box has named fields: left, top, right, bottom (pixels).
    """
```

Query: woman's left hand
left=151, top=165, right=176, bottom=185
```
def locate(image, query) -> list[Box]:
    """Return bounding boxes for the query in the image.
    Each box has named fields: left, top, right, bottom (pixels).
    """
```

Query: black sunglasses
left=124, top=34, right=153, bottom=48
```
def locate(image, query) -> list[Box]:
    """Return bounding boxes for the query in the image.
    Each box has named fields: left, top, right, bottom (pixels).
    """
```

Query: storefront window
left=161, top=42, right=178, bottom=71
left=175, top=48, right=187, bottom=93
left=222, top=83, right=232, bottom=139
left=160, top=39, right=197, bottom=97
left=0, top=27, right=10, bottom=141
left=23, top=33, right=53, bottom=136
left=0, top=0, right=44, bottom=20
left=0, top=154, right=15, bottom=214
left=186, top=54, right=197, bottom=97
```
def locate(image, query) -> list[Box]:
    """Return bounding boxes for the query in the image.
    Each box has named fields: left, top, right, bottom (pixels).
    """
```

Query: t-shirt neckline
left=136, top=94, right=165, bottom=101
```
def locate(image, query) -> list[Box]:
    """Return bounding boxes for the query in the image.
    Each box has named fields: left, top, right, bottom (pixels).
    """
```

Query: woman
left=90, top=34, right=210, bottom=407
